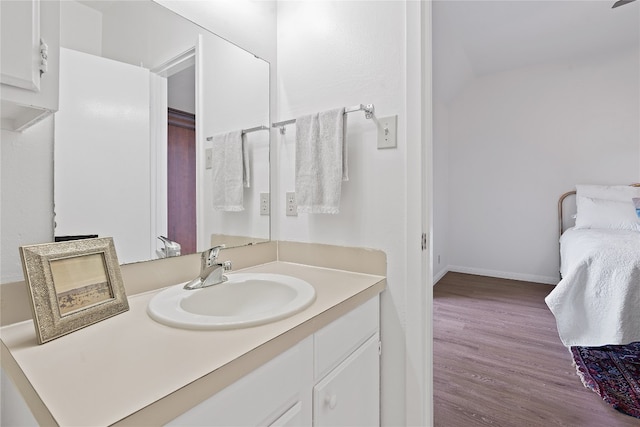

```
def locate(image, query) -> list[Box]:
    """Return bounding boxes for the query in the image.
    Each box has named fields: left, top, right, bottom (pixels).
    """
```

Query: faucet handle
left=203, top=244, right=226, bottom=267
left=157, top=236, right=181, bottom=257
left=221, top=260, right=232, bottom=272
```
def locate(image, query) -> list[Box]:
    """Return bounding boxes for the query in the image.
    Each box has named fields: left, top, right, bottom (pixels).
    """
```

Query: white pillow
left=575, top=196, right=640, bottom=231
left=576, top=184, right=640, bottom=202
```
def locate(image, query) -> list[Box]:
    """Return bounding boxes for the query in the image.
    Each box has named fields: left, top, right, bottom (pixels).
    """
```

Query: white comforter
left=545, top=228, right=640, bottom=347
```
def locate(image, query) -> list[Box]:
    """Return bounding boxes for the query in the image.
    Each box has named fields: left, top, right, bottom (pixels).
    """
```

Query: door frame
left=405, top=1, right=433, bottom=425
left=149, top=47, right=196, bottom=256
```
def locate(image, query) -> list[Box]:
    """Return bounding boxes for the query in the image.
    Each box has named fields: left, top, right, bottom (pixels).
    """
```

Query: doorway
left=167, top=108, right=196, bottom=254
left=157, top=53, right=197, bottom=256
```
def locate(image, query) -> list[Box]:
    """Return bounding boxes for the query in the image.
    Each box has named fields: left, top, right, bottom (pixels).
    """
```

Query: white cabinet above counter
left=0, top=261, right=385, bottom=426
left=1, top=0, right=59, bottom=132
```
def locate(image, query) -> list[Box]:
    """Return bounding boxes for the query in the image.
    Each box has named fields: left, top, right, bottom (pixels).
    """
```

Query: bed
left=545, top=184, right=640, bottom=347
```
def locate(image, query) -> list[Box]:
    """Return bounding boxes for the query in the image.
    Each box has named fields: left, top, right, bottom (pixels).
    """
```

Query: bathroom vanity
left=0, top=244, right=385, bottom=426
left=168, top=288, right=380, bottom=426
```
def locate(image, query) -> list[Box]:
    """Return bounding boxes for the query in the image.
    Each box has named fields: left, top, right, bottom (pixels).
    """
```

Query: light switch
left=377, top=115, right=397, bottom=149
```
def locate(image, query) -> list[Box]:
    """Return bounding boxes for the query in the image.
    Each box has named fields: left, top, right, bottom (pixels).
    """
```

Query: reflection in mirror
left=53, top=0, right=270, bottom=265
left=50, top=254, right=113, bottom=316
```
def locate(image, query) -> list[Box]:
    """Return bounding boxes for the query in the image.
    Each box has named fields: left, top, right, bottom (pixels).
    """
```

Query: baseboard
left=433, top=268, right=449, bottom=286
left=447, top=265, right=559, bottom=285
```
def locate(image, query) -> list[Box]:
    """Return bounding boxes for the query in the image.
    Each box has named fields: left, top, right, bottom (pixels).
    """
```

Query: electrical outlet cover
left=286, top=192, right=297, bottom=216
left=260, top=193, right=270, bottom=215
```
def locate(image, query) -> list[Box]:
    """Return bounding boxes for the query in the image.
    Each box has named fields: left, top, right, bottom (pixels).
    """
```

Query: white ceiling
left=433, top=0, right=640, bottom=102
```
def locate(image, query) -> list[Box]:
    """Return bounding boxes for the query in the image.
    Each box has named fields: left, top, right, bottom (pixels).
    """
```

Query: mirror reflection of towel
left=295, top=108, right=346, bottom=214
left=211, top=130, right=245, bottom=211
left=242, top=132, right=250, bottom=189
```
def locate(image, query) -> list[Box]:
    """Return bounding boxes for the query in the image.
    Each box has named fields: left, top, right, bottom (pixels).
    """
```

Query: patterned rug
left=571, top=342, right=640, bottom=419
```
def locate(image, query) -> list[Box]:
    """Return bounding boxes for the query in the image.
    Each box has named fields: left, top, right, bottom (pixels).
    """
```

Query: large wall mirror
left=53, top=0, right=270, bottom=265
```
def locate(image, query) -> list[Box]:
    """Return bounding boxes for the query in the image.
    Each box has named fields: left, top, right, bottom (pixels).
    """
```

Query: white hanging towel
left=242, top=132, right=251, bottom=188
left=211, top=130, right=245, bottom=211
left=295, top=107, right=347, bottom=214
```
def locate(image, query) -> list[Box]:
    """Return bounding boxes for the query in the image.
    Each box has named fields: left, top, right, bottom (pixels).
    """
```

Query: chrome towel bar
left=272, top=103, right=375, bottom=134
left=206, top=125, right=269, bottom=141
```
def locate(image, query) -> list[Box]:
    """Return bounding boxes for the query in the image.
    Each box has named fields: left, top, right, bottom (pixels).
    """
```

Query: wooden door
left=167, top=108, right=196, bottom=254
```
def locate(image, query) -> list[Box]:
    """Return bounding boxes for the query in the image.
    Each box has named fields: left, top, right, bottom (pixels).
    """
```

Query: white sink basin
left=147, top=273, right=316, bottom=330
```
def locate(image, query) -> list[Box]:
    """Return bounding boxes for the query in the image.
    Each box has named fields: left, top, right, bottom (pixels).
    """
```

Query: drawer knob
left=324, top=393, right=337, bottom=409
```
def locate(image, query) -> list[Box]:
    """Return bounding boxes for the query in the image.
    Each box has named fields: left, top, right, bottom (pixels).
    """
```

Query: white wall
left=168, top=66, right=195, bottom=114
left=431, top=1, right=474, bottom=106
left=276, top=2, right=410, bottom=424
left=0, top=119, right=55, bottom=283
left=432, top=101, right=449, bottom=283
left=59, top=0, right=102, bottom=56
left=442, top=48, right=639, bottom=284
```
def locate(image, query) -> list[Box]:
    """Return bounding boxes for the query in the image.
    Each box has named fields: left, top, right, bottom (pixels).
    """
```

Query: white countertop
left=1, top=261, right=385, bottom=426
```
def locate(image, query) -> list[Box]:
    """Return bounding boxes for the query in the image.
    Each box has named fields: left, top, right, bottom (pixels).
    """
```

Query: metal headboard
left=558, top=190, right=577, bottom=237
left=558, top=183, right=640, bottom=238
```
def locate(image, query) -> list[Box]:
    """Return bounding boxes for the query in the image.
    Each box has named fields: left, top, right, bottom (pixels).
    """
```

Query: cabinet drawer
left=166, top=337, right=312, bottom=427
left=313, top=333, right=380, bottom=427
left=314, top=296, right=379, bottom=381
left=269, top=401, right=303, bottom=427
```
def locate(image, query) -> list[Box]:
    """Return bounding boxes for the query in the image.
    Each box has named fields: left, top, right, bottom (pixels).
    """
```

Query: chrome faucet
left=184, top=245, right=232, bottom=290
left=157, top=236, right=181, bottom=258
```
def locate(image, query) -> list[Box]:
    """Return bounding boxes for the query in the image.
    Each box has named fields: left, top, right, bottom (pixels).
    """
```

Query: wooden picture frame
left=19, top=237, right=129, bottom=344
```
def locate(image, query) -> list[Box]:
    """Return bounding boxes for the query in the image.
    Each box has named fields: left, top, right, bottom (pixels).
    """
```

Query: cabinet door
left=1, top=0, right=58, bottom=131
left=313, top=333, right=380, bottom=427
left=0, top=0, right=41, bottom=91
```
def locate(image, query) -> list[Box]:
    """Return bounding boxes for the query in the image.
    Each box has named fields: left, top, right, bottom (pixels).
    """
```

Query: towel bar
left=272, top=103, right=375, bottom=135
left=206, top=125, right=269, bottom=141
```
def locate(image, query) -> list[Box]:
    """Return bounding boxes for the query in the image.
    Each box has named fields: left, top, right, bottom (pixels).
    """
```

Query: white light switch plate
left=377, top=115, right=397, bottom=149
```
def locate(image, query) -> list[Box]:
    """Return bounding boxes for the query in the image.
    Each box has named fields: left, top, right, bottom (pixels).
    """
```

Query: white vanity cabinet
left=313, top=296, right=380, bottom=427
left=1, top=0, right=59, bottom=132
left=166, top=296, right=380, bottom=427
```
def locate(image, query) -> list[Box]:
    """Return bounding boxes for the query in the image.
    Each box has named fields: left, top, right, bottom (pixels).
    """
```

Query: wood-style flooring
left=433, top=272, right=640, bottom=427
